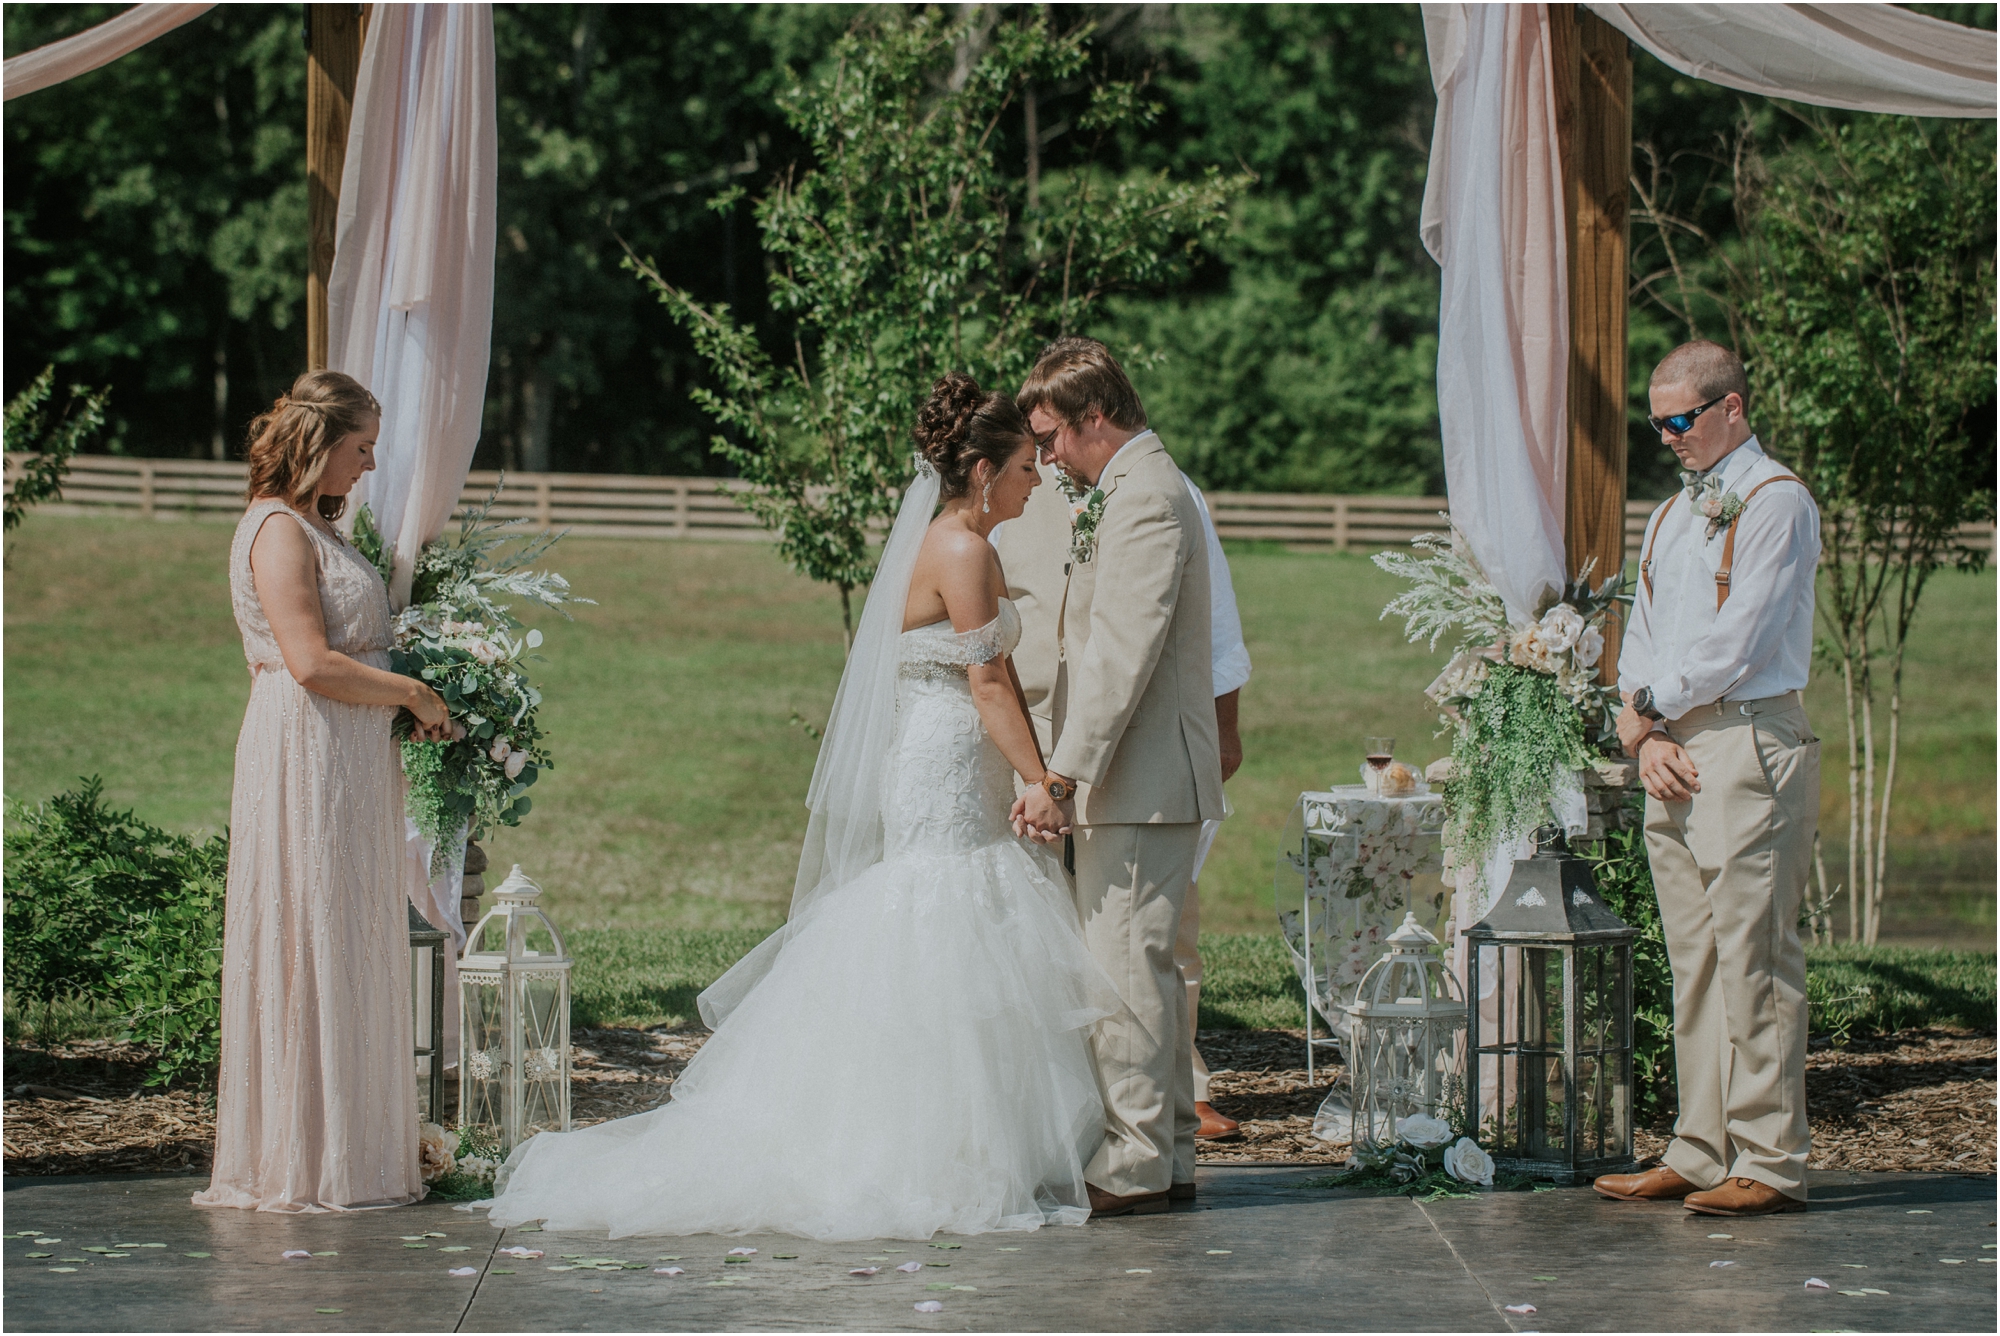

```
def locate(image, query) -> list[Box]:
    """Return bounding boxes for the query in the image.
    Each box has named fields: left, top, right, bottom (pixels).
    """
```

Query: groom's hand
left=1013, top=783, right=1072, bottom=843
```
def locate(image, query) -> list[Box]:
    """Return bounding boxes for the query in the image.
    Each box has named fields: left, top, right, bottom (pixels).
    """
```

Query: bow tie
left=1681, top=470, right=1722, bottom=501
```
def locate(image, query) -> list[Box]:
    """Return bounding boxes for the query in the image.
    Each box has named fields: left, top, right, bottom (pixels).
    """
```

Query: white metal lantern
left=458, top=864, right=571, bottom=1151
left=1342, top=912, right=1466, bottom=1150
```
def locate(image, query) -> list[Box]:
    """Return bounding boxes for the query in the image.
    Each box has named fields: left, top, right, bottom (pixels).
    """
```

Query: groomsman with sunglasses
left=1594, top=340, right=1823, bottom=1218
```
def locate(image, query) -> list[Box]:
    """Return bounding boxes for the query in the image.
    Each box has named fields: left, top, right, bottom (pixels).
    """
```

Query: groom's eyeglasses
left=1033, top=427, right=1060, bottom=454
left=1647, top=394, right=1727, bottom=438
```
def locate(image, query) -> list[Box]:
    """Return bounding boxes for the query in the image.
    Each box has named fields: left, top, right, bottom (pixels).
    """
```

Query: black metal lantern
left=408, top=902, right=448, bottom=1123
left=1464, top=829, right=1637, bottom=1184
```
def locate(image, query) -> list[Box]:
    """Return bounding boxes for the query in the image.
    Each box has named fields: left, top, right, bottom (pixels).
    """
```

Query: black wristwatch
left=1632, top=686, right=1664, bottom=721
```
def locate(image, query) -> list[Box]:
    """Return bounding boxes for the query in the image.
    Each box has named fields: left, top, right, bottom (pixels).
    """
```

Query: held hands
left=1010, top=782, right=1073, bottom=844
left=1637, top=734, right=1700, bottom=802
left=405, top=680, right=454, bottom=742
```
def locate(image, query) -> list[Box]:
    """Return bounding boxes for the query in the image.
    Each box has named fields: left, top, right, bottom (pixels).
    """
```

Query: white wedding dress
left=483, top=598, right=1120, bottom=1242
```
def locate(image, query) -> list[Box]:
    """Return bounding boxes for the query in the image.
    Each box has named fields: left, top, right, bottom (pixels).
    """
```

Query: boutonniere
left=1055, top=468, right=1107, bottom=563
left=1698, top=488, right=1745, bottom=541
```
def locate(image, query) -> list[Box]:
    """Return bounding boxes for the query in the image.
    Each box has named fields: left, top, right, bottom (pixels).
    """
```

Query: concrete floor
left=3, top=1167, right=1993, bottom=1332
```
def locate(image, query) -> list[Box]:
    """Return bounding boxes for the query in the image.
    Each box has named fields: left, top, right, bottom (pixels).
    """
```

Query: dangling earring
left=982, top=478, right=993, bottom=514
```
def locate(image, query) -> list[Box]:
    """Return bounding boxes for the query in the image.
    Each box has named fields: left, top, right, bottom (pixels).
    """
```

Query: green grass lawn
left=5, top=512, right=1993, bottom=939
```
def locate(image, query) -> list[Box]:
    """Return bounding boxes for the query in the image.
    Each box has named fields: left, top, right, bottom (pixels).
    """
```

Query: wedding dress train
left=484, top=599, right=1119, bottom=1241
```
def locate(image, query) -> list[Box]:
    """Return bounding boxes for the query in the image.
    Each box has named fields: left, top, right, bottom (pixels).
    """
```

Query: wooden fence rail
left=7, top=453, right=1992, bottom=554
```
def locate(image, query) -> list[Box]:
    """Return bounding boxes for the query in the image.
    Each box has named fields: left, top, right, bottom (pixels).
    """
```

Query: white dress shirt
left=989, top=430, right=1251, bottom=698
left=1617, top=436, right=1819, bottom=721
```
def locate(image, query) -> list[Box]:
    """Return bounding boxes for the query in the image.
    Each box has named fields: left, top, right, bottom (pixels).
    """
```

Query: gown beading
left=483, top=599, right=1119, bottom=1241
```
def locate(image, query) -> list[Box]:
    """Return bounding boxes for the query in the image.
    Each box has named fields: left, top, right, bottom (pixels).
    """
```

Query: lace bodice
left=230, top=499, right=395, bottom=671
left=885, top=599, right=1023, bottom=857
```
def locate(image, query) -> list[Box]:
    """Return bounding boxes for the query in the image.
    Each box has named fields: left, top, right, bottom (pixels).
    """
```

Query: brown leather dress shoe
left=1195, top=1101, right=1240, bottom=1139
left=1086, top=1183, right=1171, bottom=1217
left=1592, top=1165, right=1698, bottom=1201
left=1684, top=1177, right=1807, bottom=1216
left=1168, top=1181, right=1196, bottom=1202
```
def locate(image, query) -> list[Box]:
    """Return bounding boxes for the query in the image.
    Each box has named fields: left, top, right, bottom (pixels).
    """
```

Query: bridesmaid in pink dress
left=194, top=370, right=452, bottom=1213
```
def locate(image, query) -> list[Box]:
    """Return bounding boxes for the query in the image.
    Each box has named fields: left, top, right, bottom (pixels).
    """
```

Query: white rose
left=417, top=1122, right=457, bottom=1183
left=505, top=749, right=528, bottom=780
left=1538, top=602, right=1584, bottom=654
left=1396, top=1113, right=1454, bottom=1149
left=1575, top=625, right=1604, bottom=668
left=1509, top=623, right=1555, bottom=673
left=489, top=738, right=512, bottom=764
left=1443, top=1136, right=1495, bottom=1186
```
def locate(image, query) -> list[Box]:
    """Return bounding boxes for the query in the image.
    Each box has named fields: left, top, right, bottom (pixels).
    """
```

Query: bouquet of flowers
left=357, top=487, right=592, bottom=875
left=1374, top=521, right=1624, bottom=895
left=418, top=1121, right=504, bottom=1199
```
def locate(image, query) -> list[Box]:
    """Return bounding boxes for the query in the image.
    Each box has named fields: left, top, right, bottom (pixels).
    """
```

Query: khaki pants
left=1647, top=697, right=1818, bottom=1199
left=1173, top=876, right=1211, bottom=1103
left=1074, top=821, right=1202, bottom=1195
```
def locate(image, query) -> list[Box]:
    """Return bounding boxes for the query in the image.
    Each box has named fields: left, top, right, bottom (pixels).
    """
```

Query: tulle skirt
left=483, top=836, right=1118, bottom=1241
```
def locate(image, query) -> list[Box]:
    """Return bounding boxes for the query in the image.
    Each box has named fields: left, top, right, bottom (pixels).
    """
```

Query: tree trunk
left=521, top=361, right=555, bottom=473
left=1025, top=83, right=1040, bottom=212
left=1859, top=686, right=1878, bottom=945
left=210, top=330, right=230, bottom=461
left=838, top=582, right=854, bottom=653
left=1841, top=656, right=1861, bottom=943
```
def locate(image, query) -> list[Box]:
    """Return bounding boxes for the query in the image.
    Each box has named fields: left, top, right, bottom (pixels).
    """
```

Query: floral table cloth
left=1274, top=786, right=1448, bottom=1043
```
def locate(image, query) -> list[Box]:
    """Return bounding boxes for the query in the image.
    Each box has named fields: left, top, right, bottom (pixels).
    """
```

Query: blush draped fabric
left=329, top=2, right=497, bottom=613
left=1, top=3, right=214, bottom=101
left=194, top=503, right=424, bottom=1213
left=1585, top=3, right=1997, bottom=119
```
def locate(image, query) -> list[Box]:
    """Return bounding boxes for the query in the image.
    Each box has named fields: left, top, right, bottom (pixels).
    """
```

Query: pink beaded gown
left=193, top=499, right=424, bottom=1213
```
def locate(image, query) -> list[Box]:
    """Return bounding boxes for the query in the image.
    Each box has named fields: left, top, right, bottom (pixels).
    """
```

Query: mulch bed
left=7, top=1027, right=1991, bottom=1179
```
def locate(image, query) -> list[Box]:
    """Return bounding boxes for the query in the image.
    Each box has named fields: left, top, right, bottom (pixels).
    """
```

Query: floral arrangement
left=1305, top=1113, right=1521, bottom=1201
left=356, top=488, right=592, bottom=876
left=1054, top=468, right=1107, bottom=563
left=1374, top=521, right=1624, bottom=897
left=419, top=1121, right=504, bottom=1199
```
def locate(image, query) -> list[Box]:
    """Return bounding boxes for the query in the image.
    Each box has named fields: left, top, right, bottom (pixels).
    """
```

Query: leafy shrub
left=3, top=777, right=226, bottom=1085
left=1585, top=827, right=1677, bottom=1121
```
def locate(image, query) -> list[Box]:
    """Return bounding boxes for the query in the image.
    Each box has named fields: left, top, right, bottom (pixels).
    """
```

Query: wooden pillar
left=1551, top=5, right=1632, bottom=678
left=306, top=5, right=369, bottom=370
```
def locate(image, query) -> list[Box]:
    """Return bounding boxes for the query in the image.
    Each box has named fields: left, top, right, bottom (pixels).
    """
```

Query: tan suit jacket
left=1044, top=436, right=1223, bottom=827
left=995, top=463, right=1071, bottom=756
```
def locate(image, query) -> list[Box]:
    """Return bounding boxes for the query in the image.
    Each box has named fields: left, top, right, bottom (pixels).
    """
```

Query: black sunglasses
left=1648, top=394, right=1729, bottom=438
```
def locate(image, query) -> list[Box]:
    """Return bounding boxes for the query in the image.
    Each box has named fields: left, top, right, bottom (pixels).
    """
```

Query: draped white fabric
left=1419, top=3, right=1571, bottom=623
left=329, top=3, right=497, bottom=612
left=1585, top=3, right=1997, bottom=119
left=1, top=3, right=214, bottom=101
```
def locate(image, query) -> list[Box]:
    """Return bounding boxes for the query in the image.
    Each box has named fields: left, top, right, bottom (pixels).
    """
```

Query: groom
left=1008, top=338, right=1226, bottom=1216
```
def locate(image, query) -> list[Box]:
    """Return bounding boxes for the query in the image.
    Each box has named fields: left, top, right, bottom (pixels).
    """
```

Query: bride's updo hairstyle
left=243, top=370, right=382, bottom=521
left=912, top=371, right=1031, bottom=501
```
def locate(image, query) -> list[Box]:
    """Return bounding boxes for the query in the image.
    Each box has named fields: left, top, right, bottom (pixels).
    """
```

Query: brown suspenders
left=1639, top=475, right=1810, bottom=610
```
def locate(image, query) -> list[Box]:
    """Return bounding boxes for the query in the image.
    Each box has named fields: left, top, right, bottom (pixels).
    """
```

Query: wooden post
left=306, top=5, right=369, bottom=370
left=1551, top=5, right=1633, bottom=679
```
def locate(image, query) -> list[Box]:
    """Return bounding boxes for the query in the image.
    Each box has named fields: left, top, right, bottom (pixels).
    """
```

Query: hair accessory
left=913, top=453, right=938, bottom=480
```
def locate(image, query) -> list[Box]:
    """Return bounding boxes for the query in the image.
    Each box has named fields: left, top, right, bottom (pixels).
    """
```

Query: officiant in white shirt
left=1594, top=340, right=1821, bottom=1219
left=992, top=458, right=1251, bottom=1146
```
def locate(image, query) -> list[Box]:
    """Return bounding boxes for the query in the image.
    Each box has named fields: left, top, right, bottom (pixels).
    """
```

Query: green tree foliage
left=3, top=364, right=108, bottom=534
left=631, top=7, right=1245, bottom=639
left=3, top=4, right=306, bottom=459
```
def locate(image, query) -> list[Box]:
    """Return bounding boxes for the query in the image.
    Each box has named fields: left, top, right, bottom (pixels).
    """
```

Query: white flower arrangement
left=1442, top=1136, right=1495, bottom=1187
left=1322, top=1114, right=1504, bottom=1198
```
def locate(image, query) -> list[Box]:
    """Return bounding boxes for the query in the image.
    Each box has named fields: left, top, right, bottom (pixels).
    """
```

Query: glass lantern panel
left=410, top=944, right=434, bottom=1121
left=516, top=972, right=569, bottom=1138
left=461, top=978, right=508, bottom=1135
left=1516, top=947, right=1568, bottom=1159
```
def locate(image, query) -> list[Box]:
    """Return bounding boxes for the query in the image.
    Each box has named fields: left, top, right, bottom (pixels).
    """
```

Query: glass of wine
left=1364, top=736, right=1396, bottom=775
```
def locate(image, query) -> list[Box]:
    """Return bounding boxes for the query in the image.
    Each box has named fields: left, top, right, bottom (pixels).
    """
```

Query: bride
left=483, top=373, right=1119, bottom=1242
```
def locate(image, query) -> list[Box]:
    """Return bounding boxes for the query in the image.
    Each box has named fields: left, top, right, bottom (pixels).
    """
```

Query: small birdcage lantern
left=1342, top=912, right=1466, bottom=1150
left=1464, top=829, right=1638, bottom=1184
left=408, top=903, right=448, bottom=1122
left=458, top=865, right=571, bottom=1152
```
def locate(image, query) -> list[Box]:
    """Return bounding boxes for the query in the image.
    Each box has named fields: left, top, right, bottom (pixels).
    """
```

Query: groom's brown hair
left=1017, top=337, right=1147, bottom=432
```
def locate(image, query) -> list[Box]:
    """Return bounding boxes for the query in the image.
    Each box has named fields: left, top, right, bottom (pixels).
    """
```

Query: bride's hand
left=1013, top=786, right=1071, bottom=843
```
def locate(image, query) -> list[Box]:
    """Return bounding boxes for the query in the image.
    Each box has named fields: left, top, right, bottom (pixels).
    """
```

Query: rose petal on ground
left=654, top=1267, right=685, bottom=1276
left=448, top=1266, right=478, bottom=1277
left=1940, top=1259, right=1966, bottom=1264
left=1858, top=1288, right=1890, bottom=1295
left=706, top=1280, right=735, bottom=1287
left=996, top=1247, right=1022, bottom=1252
left=136, top=1243, right=167, bottom=1248
left=1126, top=1268, right=1152, bottom=1274
left=182, top=1253, right=210, bottom=1259
left=440, top=1246, right=471, bottom=1253
left=850, top=1267, right=881, bottom=1276
left=1207, top=1250, right=1233, bottom=1256
left=926, top=1261, right=950, bottom=1268
left=1839, top=1264, right=1867, bottom=1268
left=104, top=1252, right=131, bottom=1258
left=403, top=1243, right=428, bottom=1249
left=914, top=1300, right=944, bottom=1313
left=724, top=1257, right=750, bottom=1264
left=33, top=1239, right=59, bottom=1245
left=1804, top=1278, right=1830, bottom=1289
left=57, top=1257, right=87, bottom=1263
left=46, top=1267, right=78, bottom=1274
left=281, top=1250, right=312, bottom=1259
left=1838, top=1290, right=1870, bottom=1296
left=491, top=1269, right=516, bottom=1275
left=950, top=1285, right=977, bottom=1291
left=1504, top=1304, right=1537, bottom=1315
left=400, top=1236, right=427, bottom=1241
left=311, top=1251, right=337, bottom=1257
left=545, top=1265, right=578, bottom=1271
left=1706, top=1233, right=1732, bottom=1240
left=24, top=1254, right=52, bottom=1259
left=773, top=1254, right=799, bottom=1260
left=1710, top=1260, right=1737, bottom=1268
left=1532, top=1276, right=1557, bottom=1282
left=1906, top=1210, right=1932, bottom=1214
left=424, top=1232, right=448, bottom=1238
left=728, top=1247, right=757, bottom=1256
left=315, top=1308, right=344, bottom=1314
left=926, top=1283, right=955, bottom=1291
